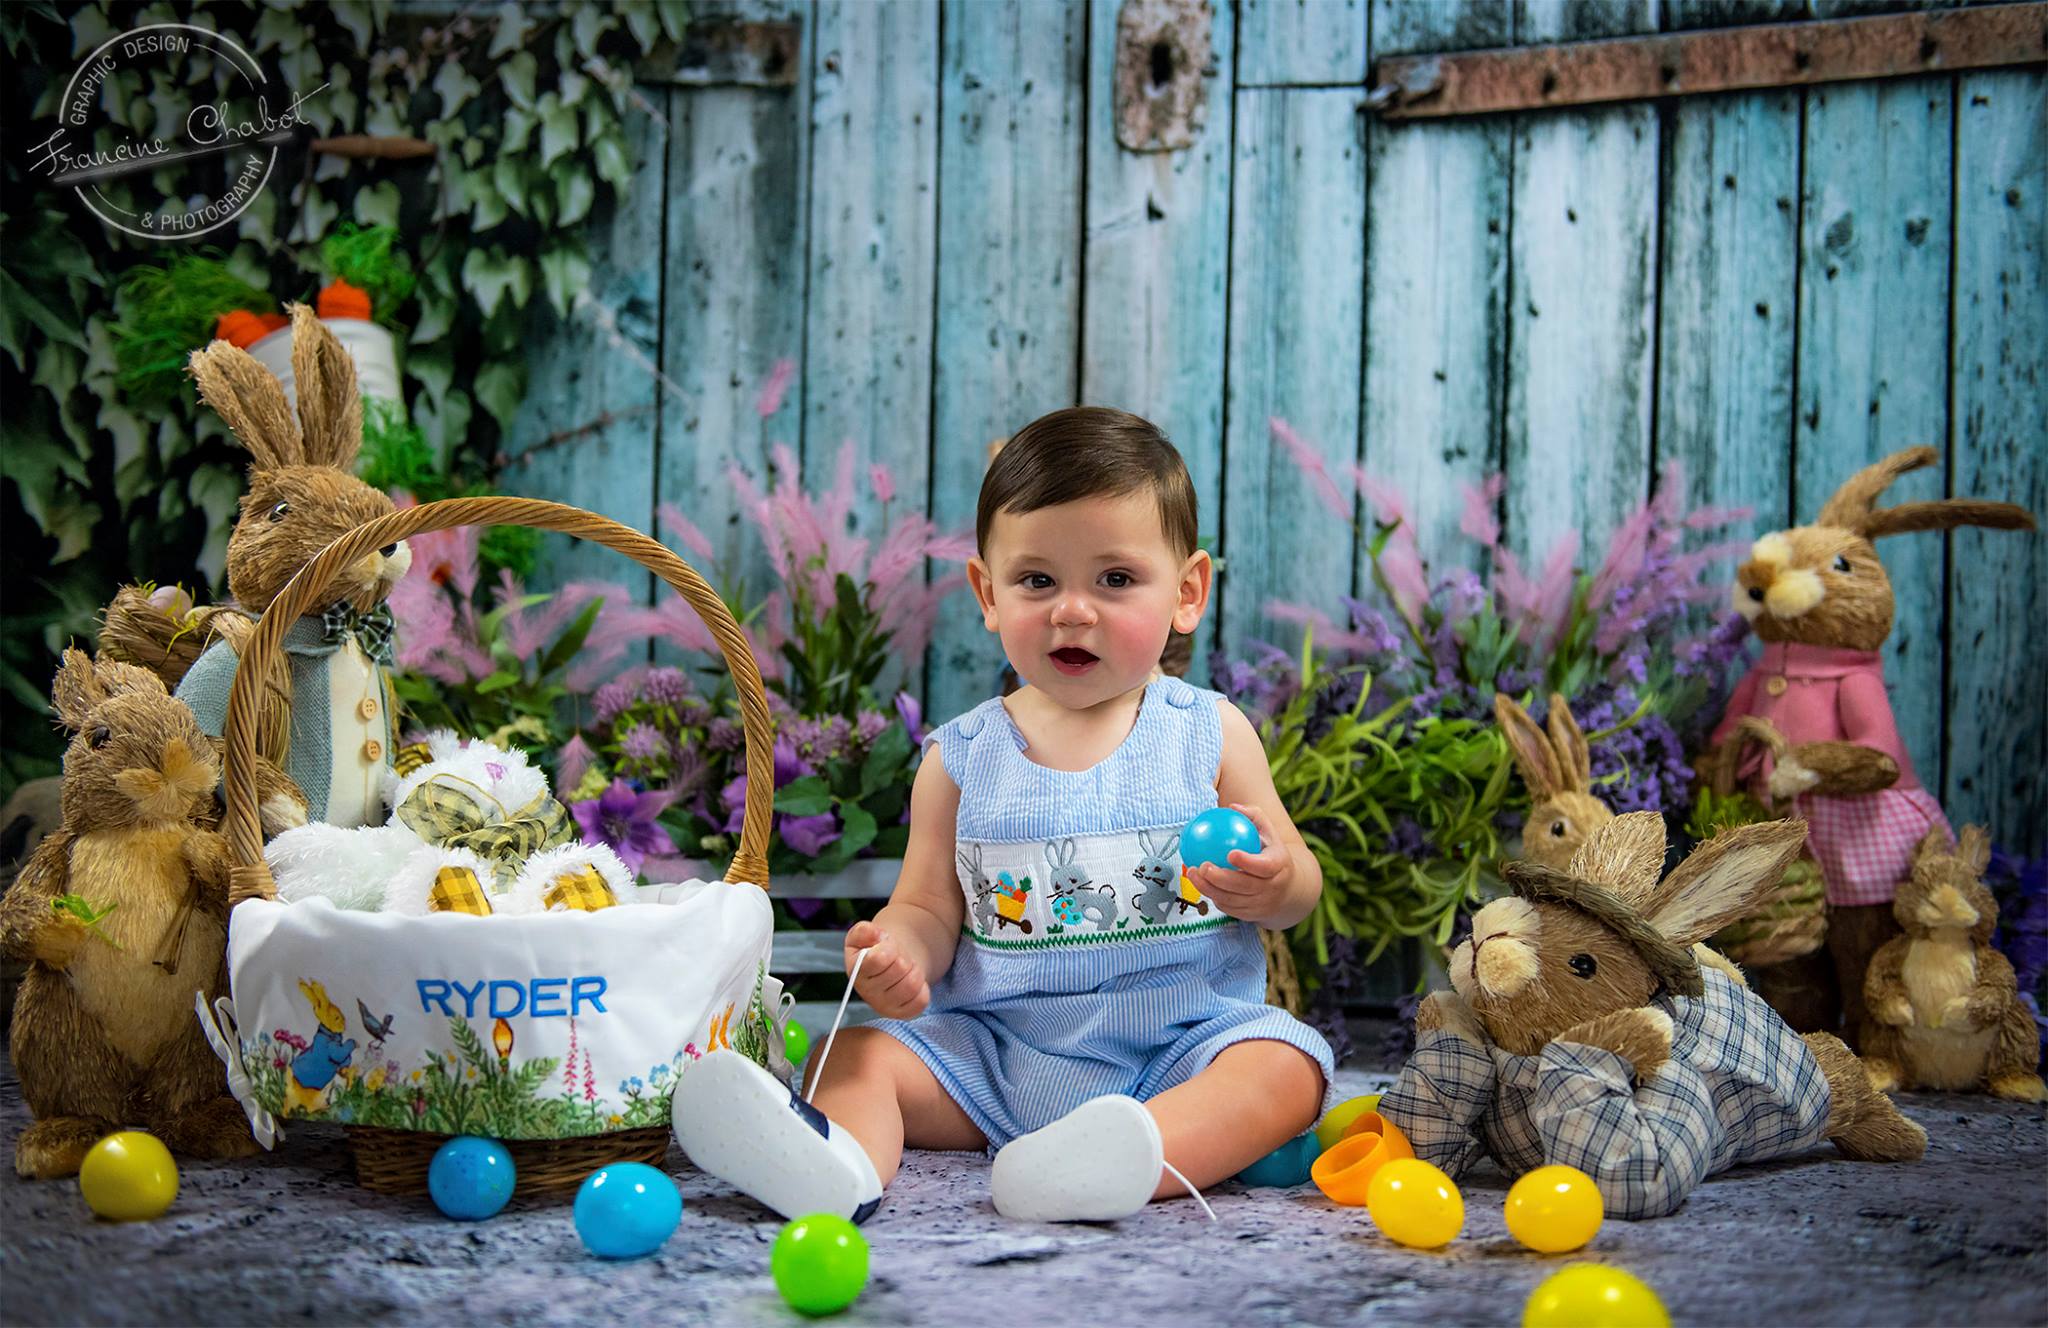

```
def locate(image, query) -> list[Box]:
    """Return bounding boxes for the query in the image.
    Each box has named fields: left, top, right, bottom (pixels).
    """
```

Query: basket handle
left=221, top=497, right=774, bottom=903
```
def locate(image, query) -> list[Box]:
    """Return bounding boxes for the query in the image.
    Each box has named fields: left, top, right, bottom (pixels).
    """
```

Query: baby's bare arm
left=845, top=749, right=966, bottom=1019
left=1187, top=700, right=1323, bottom=930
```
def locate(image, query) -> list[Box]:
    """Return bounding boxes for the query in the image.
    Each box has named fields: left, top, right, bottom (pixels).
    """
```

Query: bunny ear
left=1912, top=824, right=1952, bottom=867
left=1565, top=810, right=1667, bottom=906
left=1860, top=498, right=2036, bottom=541
left=287, top=303, right=364, bottom=470
left=1645, top=818, right=1809, bottom=945
left=1494, top=693, right=1564, bottom=797
left=50, top=648, right=103, bottom=729
left=92, top=656, right=168, bottom=700
left=189, top=339, right=304, bottom=469
left=1544, top=692, right=1592, bottom=791
left=1815, top=446, right=1937, bottom=531
left=1955, top=824, right=1992, bottom=877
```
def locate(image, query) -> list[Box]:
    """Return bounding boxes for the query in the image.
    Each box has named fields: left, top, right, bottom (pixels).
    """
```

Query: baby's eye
left=1020, top=572, right=1053, bottom=590
left=1569, top=953, right=1598, bottom=979
left=1101, top=570, right=1132, bottom=589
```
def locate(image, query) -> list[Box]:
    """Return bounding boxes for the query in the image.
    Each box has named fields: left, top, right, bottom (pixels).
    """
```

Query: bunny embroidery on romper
left=865, top=676, right=1336, bottom=1149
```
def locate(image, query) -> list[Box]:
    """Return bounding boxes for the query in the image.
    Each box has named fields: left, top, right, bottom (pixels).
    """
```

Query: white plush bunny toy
left=264, top=731, right=637, bottom=916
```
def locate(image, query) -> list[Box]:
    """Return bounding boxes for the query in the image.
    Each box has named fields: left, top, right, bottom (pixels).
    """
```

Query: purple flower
left=780, top=813, right=842, bottom=857
left=774, top=736, right=813, bottom=786
left=856, top=710, right=891, bottom=748
left=643, top=667, right=690, bottom=707
left=573, top=779, right=678, bottom=874
left=706, top=717, right=744, bottom=752
left=620, top=723, right=665, bottom=761
left=1387, top=815, right=1429, bottom=861
left=593, top=679, right=637, bottom=726
left=894, top=691, right=927, bottom=746
left=719, top=776, right=748, bottom=834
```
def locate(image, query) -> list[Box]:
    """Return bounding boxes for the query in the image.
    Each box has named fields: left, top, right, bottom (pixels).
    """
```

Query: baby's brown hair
left=978, top=407, right=1198, bottom=558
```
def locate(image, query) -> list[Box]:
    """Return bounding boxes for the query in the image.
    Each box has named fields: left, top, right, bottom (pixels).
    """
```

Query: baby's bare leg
left=803, top=1026, right=986, bottom=1185
left=1144, top=1039, right=1324, bottom=1199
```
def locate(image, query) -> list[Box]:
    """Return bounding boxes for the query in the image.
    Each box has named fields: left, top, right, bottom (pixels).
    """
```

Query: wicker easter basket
left=215, top=497, right=778, bottom=1196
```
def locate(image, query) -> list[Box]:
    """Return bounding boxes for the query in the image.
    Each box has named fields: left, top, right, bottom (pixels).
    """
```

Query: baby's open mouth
left=1049, top=647, right=1098, bottom=676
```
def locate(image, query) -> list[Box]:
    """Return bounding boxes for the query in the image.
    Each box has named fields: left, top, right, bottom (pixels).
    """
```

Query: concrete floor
left=1, top=1045, right=2042, bottom=1327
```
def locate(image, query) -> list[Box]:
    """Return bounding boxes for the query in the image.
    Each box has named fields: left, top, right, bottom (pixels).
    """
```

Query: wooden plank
left=1370, top=3, right=2046, bottom=119
left=1795, top=76, right=1950, bottom=791
left=802, top=0, right=941, bottom=572
left=926, top=0, right=1088, bottom=726
left=1946, top=69, right=2047, bottom=852
left=788, top=1001, right=876, bottom=1042
left=1503, top=1, right=1659, bottom=570
left=1237, top=0, right=1366, bottom=87
left=500, top=104, right=670, bottom=594
left=1082, top=0, right=1235, bottom=680
left=1362, top=0, right=1512, bottom=576
left=1220, top=88, right=1365, bottom=663
left=773, top=928, right=856, bottom=972
left=1655, top=80, right=1800, bottom=530
left=657, top=0, right=810, bottom=626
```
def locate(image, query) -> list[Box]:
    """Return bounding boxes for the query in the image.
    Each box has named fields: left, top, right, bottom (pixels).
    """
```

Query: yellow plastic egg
left=1522, top=1264, right=1670, bottom=1328
left=1314, top=1093, right=1384, bottom=1152
left=1504, top=1165, right=1604, bottom=1253
left=79, top=1131, right=178, bottom=1221
left=1364, top=1157, right=1463, bottom=1249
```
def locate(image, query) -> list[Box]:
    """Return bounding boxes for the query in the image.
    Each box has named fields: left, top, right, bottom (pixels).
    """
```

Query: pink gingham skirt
left=1796, top=787, right=1953, bottom=907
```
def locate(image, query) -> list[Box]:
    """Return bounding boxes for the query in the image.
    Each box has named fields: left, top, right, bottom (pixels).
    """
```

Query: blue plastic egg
left=1180, top=807, right=1262, bottom=872
left=574, top=1163, right=682, bottom=1259
left=427, top=1136, right=516, bottom=1221
left=1236, top=1132, right=1319, bottom=1188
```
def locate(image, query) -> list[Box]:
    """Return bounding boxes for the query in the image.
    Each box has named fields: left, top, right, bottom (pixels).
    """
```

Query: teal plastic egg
left=427, top=1136, right=515, bottom=1221
left=574, top=1163, right=682, bottom=1259
left=1236, top=1132, right=1318, bottom=1188
left=1180, top=807, right=1262, bottom=871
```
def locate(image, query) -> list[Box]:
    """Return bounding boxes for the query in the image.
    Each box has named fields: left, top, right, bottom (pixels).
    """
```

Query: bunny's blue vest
left=867, top=675, right=1336, bottom=1148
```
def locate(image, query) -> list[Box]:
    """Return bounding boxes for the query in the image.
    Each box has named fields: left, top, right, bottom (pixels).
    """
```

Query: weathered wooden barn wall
left=502, top=0, right=2047, bottom=850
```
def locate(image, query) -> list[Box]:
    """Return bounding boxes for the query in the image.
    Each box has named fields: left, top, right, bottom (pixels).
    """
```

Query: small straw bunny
left=1384, top=812, right=1925, bottom=1219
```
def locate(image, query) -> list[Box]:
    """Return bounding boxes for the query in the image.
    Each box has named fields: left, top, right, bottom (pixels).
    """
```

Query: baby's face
left=969, top=490, right=1209, bottom=710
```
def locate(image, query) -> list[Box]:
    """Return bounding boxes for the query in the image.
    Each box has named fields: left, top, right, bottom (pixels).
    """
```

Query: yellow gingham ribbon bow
left=395, top=774, right=573, bottom=888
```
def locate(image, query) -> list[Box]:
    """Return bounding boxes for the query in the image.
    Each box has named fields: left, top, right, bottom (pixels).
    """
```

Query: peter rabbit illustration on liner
left=172, top=304, right=412, bottom=828
left=0, top=651, right=262, bottom=1178
left=1860, top=827, right=2045, bottom=1101
left=284, top=979, right=358, bottom=1116
left=1381, top=812, right=1925, bottom=1219
left=1701, top=446, right=2036, bottom=1046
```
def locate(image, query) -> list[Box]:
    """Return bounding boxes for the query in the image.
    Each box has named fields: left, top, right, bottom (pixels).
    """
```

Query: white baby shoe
left=671, top=1050, right=883, bottom=1224
left=990, top=1095, right=1166, bottom=1223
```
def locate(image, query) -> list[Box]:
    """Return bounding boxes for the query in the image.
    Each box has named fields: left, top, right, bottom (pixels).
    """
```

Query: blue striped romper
left=867, top=675, right=1338, bottom=1149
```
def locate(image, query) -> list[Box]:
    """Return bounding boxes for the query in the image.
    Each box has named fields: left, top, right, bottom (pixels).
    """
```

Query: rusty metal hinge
left=1366, top=3, right=2047, bottom=121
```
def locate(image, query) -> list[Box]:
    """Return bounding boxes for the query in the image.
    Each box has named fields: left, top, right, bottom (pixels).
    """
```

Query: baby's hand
left=1185, top=803, right=1294, bottom=925
left=845, top=920, right=929, bottom=1020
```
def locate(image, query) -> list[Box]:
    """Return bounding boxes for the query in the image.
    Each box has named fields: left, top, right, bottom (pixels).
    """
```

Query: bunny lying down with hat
left=1382, top=812, right=1927, bottom=1219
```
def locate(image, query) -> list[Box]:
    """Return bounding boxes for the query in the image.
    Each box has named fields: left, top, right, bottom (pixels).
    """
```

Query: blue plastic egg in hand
left=574, top=1163, right=682, bottom=1259
left=428, top=1136, right=516, bottom=1220
left=1179, top=807, right=1262, bottom=872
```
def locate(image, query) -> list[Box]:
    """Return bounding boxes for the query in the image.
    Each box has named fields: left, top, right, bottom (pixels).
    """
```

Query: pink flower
left=1270, top=417, right=1351, bottom=521
left=1459, top=474, right=1505, bottom=549
left=868, top=463, right=896, bottom=506
left=556, top=734, right=596, bottom=791
left=657, top=502, right=718, bottom=564
left=755, top=357, right=796, bottom=418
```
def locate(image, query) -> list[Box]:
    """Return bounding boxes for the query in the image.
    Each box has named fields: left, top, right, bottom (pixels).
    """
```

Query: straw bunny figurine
left=1495, top=692, right=1749, bottom=989
left=1383, top=812, right=1925, bottom=1219
left=172, top=304, right=411, bottom=829
left=1701, top=447, right=2036, bottom=1046
left=1861, top=826, right=2045, bottom=1101
left=0, top=651, right=261, bottom=1178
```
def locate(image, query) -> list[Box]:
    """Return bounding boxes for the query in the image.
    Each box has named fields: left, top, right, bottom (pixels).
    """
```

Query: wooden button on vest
left=362, top=739, right=384, bottom=762
left=1765, top=675, right=1788, bottom=697
left=357, top=696, right=379, bottom=720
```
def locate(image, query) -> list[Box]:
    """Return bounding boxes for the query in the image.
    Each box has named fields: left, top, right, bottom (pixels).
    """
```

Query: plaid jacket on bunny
left=1383, top=967, right=1832, bottom=1218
